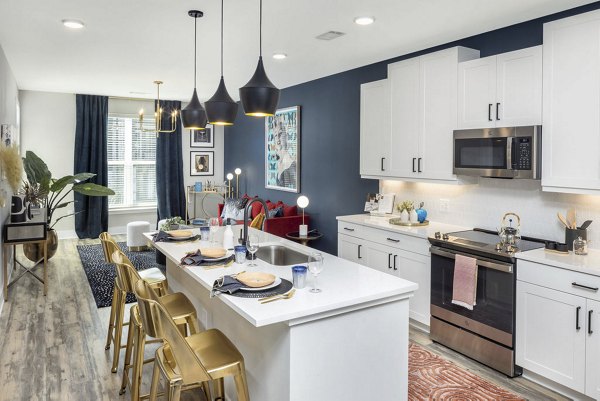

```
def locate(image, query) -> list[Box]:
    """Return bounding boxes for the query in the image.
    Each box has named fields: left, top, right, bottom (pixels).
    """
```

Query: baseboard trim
left=522, top=369, right=595, bottom=401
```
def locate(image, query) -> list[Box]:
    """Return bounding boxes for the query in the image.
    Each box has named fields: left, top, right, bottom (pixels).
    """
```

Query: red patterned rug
left=409, top=343, right=525, bottom=400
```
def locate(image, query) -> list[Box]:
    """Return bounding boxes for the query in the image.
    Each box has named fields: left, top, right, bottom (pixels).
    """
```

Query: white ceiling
left=0, top=0, right=595, bottom=101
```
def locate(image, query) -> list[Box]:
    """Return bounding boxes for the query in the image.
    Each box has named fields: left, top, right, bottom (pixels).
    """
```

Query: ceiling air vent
left=315, top=31, right=345, bottom=41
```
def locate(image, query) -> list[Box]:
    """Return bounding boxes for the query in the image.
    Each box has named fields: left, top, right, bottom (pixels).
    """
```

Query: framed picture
left=190, top=151, right=214, bottom=176
left=190, top=124, right=214, bottom=148
left=265, top=106, right=300, bottom=193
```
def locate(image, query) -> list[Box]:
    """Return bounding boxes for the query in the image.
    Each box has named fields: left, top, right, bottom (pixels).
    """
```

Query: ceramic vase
left=400, top=210, right=409, bottom=222
left=409, top=209, right=419, bottom=222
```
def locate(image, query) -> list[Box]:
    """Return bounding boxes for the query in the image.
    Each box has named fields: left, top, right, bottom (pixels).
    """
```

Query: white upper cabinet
left=360, top=79, right=391, bottom=176
left=458, top=46, right=542, bottom=129
left=542, top=10, right=600, bottom=194
left=360, top=46, right=479, bottom=182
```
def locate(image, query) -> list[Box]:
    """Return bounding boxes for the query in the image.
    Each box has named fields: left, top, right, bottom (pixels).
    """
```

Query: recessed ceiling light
left=272, top=53, right=287, bottom=60
left=62, top=19, right=85, bottom=29
left=354, top=16, right=375, bottom=26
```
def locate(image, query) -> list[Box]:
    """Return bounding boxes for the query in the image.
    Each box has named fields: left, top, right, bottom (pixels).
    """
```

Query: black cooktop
left=428, top=228, right=546, bottom=262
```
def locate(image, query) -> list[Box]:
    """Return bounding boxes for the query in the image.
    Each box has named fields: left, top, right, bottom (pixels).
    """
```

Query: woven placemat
left=228, top=279, right=293, bottom=298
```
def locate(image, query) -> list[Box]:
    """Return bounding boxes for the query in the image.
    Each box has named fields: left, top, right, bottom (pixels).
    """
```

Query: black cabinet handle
left=381, top=157, right=385, bottom=171
left=357, top=244, right=362, bottom=259
left=576, top=306, right=581, bottom=331
left=572, top=282, right=599, bottom=291
left=589, top=310, right=594, bottom=335
left=386, top=237, right=400, bottom=243
left=418, top=158, right=422, bottom=173
left=344, top=227, right=355, bottom=232
left=393, top=255, right=398, bottom=270
left=388, top=253, right=392, bottom=269
left=412, top=158, right=416, bottom=173
left=496, top=103, right=500, bottom=120
left=488, top=104, right=493, bottom=121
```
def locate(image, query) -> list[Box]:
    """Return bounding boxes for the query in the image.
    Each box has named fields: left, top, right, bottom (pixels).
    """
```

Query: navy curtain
left=156, top=100, right=186, bottom=222
left=74, top=94, right=109, bottom=238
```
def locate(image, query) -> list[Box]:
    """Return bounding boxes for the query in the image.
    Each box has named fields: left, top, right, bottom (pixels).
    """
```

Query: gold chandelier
left=138, top=80, right=179, bottom=135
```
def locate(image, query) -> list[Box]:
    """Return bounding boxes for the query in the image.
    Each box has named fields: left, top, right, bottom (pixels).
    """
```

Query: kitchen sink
left=255, top=244, right=309, bottom=266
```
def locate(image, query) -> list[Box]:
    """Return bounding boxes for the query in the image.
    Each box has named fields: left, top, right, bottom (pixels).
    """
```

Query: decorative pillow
left=251, top=199, right=268, bottom=218
left=281, top=203, right=297, bottom=217
left=220, top=198, right=246, bottom=221
left=267, top=206, right=283, bottom=218
left=235, top=197, right=250, bottom=210
left=249, top=213, right=265, bottom=229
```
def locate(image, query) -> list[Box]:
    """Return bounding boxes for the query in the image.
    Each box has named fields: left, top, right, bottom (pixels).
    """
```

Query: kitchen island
left=147, top=227, right=417, bottom=401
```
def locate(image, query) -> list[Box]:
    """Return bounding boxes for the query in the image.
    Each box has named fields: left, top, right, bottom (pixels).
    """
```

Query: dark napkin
left=180, top=250, right=235, bottom=267
left=153, top=230, right=170, bottom=242
left=211, top=275, right=244, bottom=297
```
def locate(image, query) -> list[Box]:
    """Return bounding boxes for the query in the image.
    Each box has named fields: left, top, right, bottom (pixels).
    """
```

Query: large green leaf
left=23, top=151, right=51, bottom=191
left=54, top=201, right=75, bottom=210
left=49, top=175, right=74, bottom=193
left=73, top=172, right=96, bottom=182
left=72, top=183, right=115, bottom=196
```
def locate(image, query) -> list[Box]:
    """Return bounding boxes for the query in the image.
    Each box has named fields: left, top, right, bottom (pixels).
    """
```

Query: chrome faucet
left=241, top=197, right=270, bottom=246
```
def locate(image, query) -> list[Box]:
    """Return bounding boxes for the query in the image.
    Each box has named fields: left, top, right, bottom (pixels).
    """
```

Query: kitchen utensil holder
left=565, top=228, right=587, bottom=251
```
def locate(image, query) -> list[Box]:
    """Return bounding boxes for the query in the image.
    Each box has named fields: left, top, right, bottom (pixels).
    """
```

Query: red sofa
left=218, top=199, right=310, bottom=239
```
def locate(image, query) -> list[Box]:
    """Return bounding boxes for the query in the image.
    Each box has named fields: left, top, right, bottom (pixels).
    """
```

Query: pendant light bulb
left=181, top=10, right=208, bottom=131
left=239, top=0, right=280, bottom=117
left=206, top=0, right=238, bottom=126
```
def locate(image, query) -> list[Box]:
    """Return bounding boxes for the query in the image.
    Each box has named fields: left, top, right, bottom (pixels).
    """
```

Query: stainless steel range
left=428, top=228, right=545, bottom=377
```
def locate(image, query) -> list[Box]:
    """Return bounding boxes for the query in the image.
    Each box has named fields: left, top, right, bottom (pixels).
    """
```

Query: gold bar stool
left=99, top=233, right=168, bottom=373
left=118, top=257, right=201, bottom=401
left=135, top=282, right=250, bottom=401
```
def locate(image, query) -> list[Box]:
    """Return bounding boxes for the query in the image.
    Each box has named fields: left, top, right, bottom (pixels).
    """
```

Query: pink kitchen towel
left=451, top=254, right=478, bottom=310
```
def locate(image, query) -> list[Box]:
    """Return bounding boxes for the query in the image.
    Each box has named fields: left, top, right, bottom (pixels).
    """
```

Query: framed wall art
left=265, top=106, right=300, bottom=193
left=190, top=151, right=214, bottom=176
left=190, top=124, right=214, bottom=148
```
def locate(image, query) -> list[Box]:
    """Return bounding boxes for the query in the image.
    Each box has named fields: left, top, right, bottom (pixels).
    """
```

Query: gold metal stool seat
left=137, top=282, right=249, bottom=401
left=120, top=274, right=201, bottom=401
left=99, top=232, right=169, bottom=374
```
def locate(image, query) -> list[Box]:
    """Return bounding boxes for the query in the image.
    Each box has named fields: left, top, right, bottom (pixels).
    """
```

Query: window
left=107, top=114, right=157, bottom=209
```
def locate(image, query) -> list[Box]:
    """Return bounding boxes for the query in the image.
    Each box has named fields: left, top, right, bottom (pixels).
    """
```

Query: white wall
left=0, top=44, right=19, bottom=312
left=19, top=91, right=225, bottom=235
left=381, top=178, right=600, bottom=248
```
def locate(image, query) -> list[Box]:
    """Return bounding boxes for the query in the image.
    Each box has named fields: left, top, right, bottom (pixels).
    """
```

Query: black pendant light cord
left=259, top=0, right=262, bottom=57
left=221, top=0, right=224, bottom=77
left=194, top=15, right=198, bottom=88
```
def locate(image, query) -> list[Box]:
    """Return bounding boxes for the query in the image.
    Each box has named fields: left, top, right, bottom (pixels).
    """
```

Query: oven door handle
left=429, top=246, right=513, bottom=273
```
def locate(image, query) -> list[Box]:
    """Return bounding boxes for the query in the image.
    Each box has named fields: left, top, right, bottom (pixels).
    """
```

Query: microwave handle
left=429, top=246, right=513, bottom=273
left=506, top=136, right=514, bottom=170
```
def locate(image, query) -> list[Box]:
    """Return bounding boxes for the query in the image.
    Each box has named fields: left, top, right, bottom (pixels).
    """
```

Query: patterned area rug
left=409, top=343, right=525, bottom=400
left=77, top=242, right=164, bottom=308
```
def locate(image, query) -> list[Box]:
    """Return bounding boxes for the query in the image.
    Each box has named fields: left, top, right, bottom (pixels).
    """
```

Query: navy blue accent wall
left=225, top=2, right=600, bottom=255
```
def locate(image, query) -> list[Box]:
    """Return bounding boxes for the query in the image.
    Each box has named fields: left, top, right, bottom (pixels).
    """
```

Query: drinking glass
left=209, top=217, right=220, bottom=245
left=247, top=233, right=260, bottom=267
left=308, top=252, right=324, bottom=293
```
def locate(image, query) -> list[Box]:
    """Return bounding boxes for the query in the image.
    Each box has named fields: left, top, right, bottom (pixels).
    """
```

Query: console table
left=2, top=211, right=48, bottom=301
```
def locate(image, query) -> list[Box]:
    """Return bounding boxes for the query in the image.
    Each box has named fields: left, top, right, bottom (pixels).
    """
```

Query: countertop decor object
left=239, top=0, right=280, bottom=116
left=297, top=195, right=309, bottom=236
left=389, top=218, right=430, bottom=227
left=181, top=10, right=208, bottom=131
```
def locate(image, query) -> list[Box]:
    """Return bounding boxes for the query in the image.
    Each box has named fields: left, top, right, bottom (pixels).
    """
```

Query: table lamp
left=297, top=195, right=309, bottom=237
left=234, top=168, right=242, bottom=197
left=226, top=173, right=233, bottom=198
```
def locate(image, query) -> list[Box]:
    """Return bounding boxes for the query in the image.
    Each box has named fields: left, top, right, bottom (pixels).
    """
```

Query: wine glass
left=209, top=217, right=220, bottom=245
left=308, top=252, right=324, bottom=293
left=247, top=233, right=260, bottom=267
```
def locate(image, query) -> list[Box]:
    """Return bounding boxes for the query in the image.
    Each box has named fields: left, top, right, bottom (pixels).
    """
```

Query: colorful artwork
left=265, top=106, right=300, bottom=193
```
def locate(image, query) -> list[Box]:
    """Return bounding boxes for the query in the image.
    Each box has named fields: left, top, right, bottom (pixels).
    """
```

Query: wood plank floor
left=0, top=236, right=570, bottom=401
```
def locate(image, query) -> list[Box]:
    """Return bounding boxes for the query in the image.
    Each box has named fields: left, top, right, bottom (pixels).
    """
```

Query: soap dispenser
left=223, top=218, right=234, bottom=250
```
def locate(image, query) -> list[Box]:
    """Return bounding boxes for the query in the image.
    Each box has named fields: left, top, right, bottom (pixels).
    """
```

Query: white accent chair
left=126, top=221, right=151, bottom=251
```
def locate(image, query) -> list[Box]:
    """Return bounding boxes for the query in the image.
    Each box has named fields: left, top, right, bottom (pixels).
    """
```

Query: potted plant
left=21, top=151, right=115, bottom=261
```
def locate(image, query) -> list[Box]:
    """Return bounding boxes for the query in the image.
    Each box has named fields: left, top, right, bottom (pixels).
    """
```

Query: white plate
left=239, top=277, right=282, bottom=291
left=168, top=234, right=195, bottom=241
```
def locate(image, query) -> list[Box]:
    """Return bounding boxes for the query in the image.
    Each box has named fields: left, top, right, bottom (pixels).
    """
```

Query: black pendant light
left=205, top=0, right=238, bottom=125
left=181, top=10, right=208, bottom=131
left=239, top=0, right=280, bottom=117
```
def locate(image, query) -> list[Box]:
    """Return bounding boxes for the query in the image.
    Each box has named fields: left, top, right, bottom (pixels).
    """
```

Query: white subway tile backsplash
left=381, top=178, right=600, bottom=249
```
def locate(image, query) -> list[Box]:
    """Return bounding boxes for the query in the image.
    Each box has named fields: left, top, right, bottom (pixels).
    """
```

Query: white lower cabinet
left=338, top=225, right=430, bottom=327
left=516, top=260, right=600, bottom=398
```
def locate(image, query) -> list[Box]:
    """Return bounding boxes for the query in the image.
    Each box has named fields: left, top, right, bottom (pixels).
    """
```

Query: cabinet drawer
left=337, top=221, right=364, bottom=237
left=365, top=227, right=430, bottom=256
left=518, top=260, right=600, bottom=301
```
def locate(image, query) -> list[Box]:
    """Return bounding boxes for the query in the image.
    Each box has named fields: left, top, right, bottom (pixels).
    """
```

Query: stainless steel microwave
left=453, top=126, right=541, bottom=179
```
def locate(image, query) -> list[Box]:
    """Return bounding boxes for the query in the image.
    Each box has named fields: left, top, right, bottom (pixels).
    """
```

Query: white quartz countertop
left=336, top=214, right=470, bottom=240
left=145, top=227, right=418, bottom=327
left=516, top=247, right=600, bottom=277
